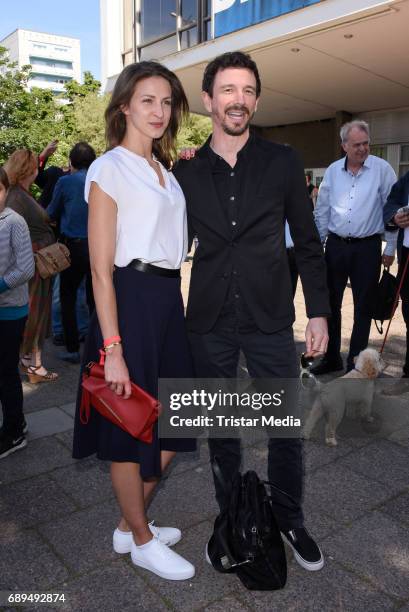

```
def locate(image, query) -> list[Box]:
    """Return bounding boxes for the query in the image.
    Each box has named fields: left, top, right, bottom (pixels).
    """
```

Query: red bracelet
left=103, top=335, right=121, bottom=348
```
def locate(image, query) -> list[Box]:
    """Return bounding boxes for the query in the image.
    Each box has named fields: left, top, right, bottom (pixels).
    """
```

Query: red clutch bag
left=80, top=362, right=160, bottom=443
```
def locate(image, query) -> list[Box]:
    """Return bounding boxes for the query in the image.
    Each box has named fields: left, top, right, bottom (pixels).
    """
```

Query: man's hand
left=393, top=211, right=409, bottom=229
left=382, top=254, right=395, bottom=268
left=178, top=147, right=197, bottom=160
left=305, top=317, right=328, bottom=357
left=40, top=140, right=58, bottom=160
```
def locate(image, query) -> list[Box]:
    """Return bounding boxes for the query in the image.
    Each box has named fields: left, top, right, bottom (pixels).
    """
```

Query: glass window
left=140, top=35, right=178, bottom=60
left=29, top=56, right=73, bottom=70
left=181, top=0, right=197, bottom=22
left=181, top=27, right=198, bottom=49
left=399, top=144, right=409, bottom=178
left=371, top=145, right=387, bottom=160
left=141, top=0, right=176, bottom=44
left=205, top=19, right=212, bottom=40
left=401, top=144, right=409, bottom=163
left=31, top=73, right=72, bottom=83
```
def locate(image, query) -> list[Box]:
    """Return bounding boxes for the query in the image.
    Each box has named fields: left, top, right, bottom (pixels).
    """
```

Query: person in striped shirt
left=0, top=166, right=35, bottom=459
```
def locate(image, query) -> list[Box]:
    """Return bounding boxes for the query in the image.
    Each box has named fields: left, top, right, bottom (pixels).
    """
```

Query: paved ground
left=1, top=260, right=408, bottom=612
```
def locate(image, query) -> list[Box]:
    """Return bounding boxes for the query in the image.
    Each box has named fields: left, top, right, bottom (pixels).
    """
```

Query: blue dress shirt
left=314, top=155, right=397, bottom=252
left=47, top=169, right=88, bottom=238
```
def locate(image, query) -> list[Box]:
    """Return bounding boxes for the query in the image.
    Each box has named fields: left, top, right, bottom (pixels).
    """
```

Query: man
left=306, top=174, right=317, bottom=208
left=36, top=140, right=89, bottom=346
left=36, top=140, right=67, bottom=208
left=47, top=142, right=96, bottom=364
left=312, top=120, right=397, bottom=375
left=382, top=171, right=409, bottom=395
left=174, top=52, right=330, bottom=571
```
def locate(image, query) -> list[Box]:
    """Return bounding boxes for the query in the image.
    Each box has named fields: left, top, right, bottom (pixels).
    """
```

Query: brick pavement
left=0, top=261, right=408, bottom=612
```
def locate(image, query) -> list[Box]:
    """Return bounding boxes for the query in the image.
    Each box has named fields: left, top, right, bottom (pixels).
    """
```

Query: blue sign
left=213, top=0, right=323, bottom=37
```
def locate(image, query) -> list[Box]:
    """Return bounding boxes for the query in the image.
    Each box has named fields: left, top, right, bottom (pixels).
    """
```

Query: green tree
left=69, top=91, right=109, bottom=156
left=63, top=71, right=101, bottom=102
left=177, top=113, right=212, bottom=150
left=0, top=46, right=65, bottom=163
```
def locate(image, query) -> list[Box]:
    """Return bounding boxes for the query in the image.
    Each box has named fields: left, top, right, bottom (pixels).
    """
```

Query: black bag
left=372, top=268, right=398, bottom=333
left=207, top=460, right=288, bottom=591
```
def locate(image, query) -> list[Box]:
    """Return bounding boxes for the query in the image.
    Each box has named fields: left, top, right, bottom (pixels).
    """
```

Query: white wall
left=1, top=29, right=81, bottom=90
left=0, top=30, right=19, bottom=66
left=100, top=0, right=123, bottom=92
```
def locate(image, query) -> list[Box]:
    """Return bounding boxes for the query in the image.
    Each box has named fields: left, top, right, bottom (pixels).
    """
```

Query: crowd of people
left=0, top=50, right=408, bottom=584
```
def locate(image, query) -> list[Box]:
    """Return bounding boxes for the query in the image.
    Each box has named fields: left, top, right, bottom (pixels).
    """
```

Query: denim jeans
left=52, top=274, right=89, bottom=336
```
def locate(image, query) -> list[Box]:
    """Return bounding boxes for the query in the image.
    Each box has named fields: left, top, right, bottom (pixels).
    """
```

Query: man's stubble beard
left=214, top=106, right=255, bottom=137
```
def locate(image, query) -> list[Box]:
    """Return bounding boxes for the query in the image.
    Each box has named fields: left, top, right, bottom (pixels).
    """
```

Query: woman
left=72, top=62, right=196, bottom=581
left=4, top=150, right=58, bottom=383
left=0, top=166, right=35, bottom=458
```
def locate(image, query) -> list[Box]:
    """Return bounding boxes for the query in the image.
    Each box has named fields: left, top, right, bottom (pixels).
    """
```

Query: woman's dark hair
left=202, top=51, right=261, bottom=98
left=105, top=61, right=189, bottom=169
left=0, top=166, right=9, bottom=190
left=69, top=142, right=97, bottom=170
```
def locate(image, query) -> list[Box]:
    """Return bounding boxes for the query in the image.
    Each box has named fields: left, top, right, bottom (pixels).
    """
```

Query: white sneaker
left=113, top=521, right=181, bottom=553
left=131, top=536, right=195, bottom=581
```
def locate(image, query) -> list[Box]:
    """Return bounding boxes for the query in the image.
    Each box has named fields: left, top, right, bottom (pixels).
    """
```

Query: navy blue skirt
left=72, top=266, right=196, bottom=478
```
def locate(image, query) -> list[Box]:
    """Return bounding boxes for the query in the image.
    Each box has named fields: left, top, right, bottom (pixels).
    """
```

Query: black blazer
left=174, top=135, right=330, bottom=333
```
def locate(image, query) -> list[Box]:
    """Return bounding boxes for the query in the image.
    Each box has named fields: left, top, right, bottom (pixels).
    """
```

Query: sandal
left=27, top=365, right=59, bottom=384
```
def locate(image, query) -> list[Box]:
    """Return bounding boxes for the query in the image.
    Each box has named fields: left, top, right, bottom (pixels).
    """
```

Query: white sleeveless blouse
left=85, top=146, right=188, bottom=269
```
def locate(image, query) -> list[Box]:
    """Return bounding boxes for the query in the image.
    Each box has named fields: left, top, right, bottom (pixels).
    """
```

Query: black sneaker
left=281, top=528, right=324, bottom=571
left=0, top=419, right=28, bottom=437
left=0, top=434, right=27, bottom=459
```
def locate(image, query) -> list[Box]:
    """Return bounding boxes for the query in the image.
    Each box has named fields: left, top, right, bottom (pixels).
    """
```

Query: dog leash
left=379, top=250, right=409, bottom=355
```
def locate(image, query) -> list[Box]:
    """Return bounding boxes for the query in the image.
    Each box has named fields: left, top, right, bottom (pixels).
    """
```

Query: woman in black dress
left=73, top=62, right=195, bottom=581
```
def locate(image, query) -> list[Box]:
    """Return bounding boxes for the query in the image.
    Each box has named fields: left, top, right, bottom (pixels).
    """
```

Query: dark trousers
left=325, top=233, right=381, bottom=370
left=0, top=316, right=27, bottom=437
left=398, top=246, right=409, bottom=376
left=189, top=326, right=304, bottom=531
left=60, top=239, right=94, bottom=353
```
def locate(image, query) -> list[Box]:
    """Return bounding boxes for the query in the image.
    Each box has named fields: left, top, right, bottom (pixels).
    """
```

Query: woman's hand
left=104, top=345, right=132, bottom=398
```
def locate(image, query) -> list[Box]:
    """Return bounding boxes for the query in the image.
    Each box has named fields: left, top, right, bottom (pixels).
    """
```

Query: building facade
left=100, top=0, right=409, bottom=179
left=0, top=29, right=81, bottom=96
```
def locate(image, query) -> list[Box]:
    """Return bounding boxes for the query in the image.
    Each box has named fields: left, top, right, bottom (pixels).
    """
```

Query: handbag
left=372, top=267, right=398, bottom=333
left=34, top=242, right=71, bottom=279
left=207, top=460, right=289, bottom=591
left=80, top=362, right=160, bottom=443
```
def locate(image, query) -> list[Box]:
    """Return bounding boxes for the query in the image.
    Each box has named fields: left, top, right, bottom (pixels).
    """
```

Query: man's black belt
left=329, top=232, right=381, bottom=244
left=127, top=259, right=180, bottom=278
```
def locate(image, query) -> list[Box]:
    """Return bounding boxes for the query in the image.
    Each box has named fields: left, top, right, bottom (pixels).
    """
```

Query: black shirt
left=205, top=134, right=258, bottom=332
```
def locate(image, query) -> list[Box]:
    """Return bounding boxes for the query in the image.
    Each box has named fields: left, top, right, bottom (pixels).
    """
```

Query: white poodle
left=303, top=348, right=384, bottom=446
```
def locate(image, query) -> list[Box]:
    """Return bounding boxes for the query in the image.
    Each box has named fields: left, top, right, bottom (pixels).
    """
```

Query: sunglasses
left=300, top=353, right=318, bottom=389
